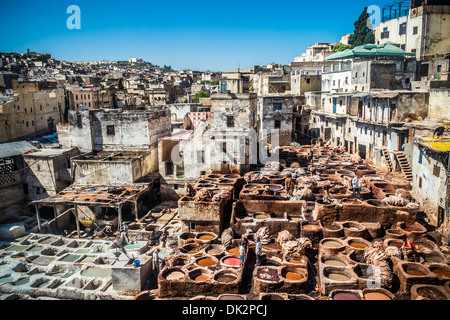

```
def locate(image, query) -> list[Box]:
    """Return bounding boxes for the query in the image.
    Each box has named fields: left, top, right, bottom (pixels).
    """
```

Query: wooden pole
left=74, top=205, right=81, bottom=238
left=35, top=204, right=42, bottom=233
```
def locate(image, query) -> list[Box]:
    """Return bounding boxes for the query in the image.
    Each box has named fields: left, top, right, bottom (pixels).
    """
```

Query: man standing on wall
left=352, top=176, right=362, bottom=200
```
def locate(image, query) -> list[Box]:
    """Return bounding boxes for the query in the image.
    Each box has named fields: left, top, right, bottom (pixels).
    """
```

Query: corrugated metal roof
left=0, top=141, right=38, bottom=158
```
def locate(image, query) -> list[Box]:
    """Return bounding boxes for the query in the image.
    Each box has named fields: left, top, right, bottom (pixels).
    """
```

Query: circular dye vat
left=324, top=259, right=346, bottom=267
left=405, top=268, right=426, bottom=276
left=322, top=240, right=343, bottom=248
left=218, top=295, right=245, bottom=300
left=327, top=273, right=351, bottom=281
left=198, top=234, right=214, bottom=241
left=254, top=213, right=270, bottom=220
left=197, top=257, right=217, bottom=267
left=165, top=271, right=185, bottom=280
left=364, top=292, right=392, bottom=300
left=194, top=274, right=210, bottom=281
left=288, top=257, right=307, bottom=264
left=430, top=268, right=450, bottom=278
left=257, top=268, right=280, bottom=282
left=303, top=224, right=320, bottom=230
left=0, top=275, right=14, bottom=284
left=333, top=292, right=360, bottom=300
left=416, top=287, right=447, bottom=300
left=350, top=242, right=368, bottom=249
left=222, top=257, right=241, bottom=267
left=285, top=272, right=304, bottom=281
left=216, top=273, right=238, bottom=283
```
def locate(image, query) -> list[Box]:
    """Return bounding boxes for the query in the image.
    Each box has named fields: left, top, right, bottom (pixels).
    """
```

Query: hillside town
left=0, top=0, right=449, bottom=302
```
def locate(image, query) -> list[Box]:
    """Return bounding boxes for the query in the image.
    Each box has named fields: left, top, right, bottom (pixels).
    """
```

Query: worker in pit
left=255, top=236, right=262, bottom=267
left=322, top=181, right=332, bottom=204
left=118, top=222, right=129, bottom=244
left=352, top=176, right=362, bottom=200
left=262, top=185, right=274, bottom=196
left=285, top=177, right=293, bottom=195
left=402, top=240, right=419, bottom=262
left=239, top=243, right=245, bottom=267
left=308, top=149, right=314, bottom=165
left=152, top=248, right=160, bottom=273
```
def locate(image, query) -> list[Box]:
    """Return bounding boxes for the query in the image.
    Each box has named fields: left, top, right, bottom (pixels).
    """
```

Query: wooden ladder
left=381, top=149, right=393, bottom=172
left=393, top=151, right=413, bottom=181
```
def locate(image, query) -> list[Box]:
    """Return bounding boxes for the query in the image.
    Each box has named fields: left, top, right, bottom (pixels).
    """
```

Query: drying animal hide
left=385, top=246, right=402, bottom=260
left=255, top=227, right=272, bottom=245
left=193, top=189, right=213, bottom=202
left=296, top=176, right=318, bottom=189
left=263, top=161, right=285, bottom=174
left=280, top=167, right=306, bottom=179
left=221, top=227, right=234, bottom=248
left=276, top=230, right=295, bottom=246
left=281, top=237, right=312, bottom=256
left=292, top=187, right=316, bottom=201
left=383, top=192, right=408, bottom=207
left=244, top=172, right=270, bottom=184
left=351, top=153, right=362, bottom=163
left=363, top=242, right=394, bottom=289
left=212, top=187, right=232, bottom=202
left=185, top=183, right=197, bottom=197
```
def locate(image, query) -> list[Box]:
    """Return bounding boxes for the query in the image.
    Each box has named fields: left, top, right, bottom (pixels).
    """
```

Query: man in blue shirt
left=255, top=236, right=262, bottom=266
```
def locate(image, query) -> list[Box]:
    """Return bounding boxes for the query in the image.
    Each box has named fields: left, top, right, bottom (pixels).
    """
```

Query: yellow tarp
left=423, top=141, right=450, bottom=152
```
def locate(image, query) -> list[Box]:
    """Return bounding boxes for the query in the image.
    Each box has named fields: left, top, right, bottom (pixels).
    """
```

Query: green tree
left=332, top=43, right=352, bottom=52
left=193, top=91, right=209, bottom=103
left=118, top=78, right=124, bottom=91
left=364, top=30, right=375, bottom=45
left=349, top=8, right=374, bottom=47
left=37, top=54, right=48, bottom=62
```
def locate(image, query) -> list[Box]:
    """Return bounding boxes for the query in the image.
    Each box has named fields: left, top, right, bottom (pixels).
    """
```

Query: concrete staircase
left=381, top=149, right=393, bottom=172
left=393, top=151, right=413, bottom=181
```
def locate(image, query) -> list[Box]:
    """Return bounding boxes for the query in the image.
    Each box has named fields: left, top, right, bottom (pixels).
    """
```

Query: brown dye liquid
left=415, top=244, right=431, bottom=251
left=333, top=293, right=360, bottom=300
left=289, top=258, right=305, bottom=264
left=406, top=269, right=426, bottom=276
left=350, top=242, right=368, bottom=249
left=198, top=258, right=216, bottom=267
left=327, top=273, right=351, bottom=281
left=364, top=292, right=391, bottom=300
left=431, top=269, right=450, bottom=278
left=228, top=247, right=239, bottom=255
left=285, top=272, right=304, bottom=280
left=417, top=287, right=447, bottom=300
left=322, top=240, right=342, bottom=248
left=324, top=259, right=346, bottom=267
left=195, top=274, right=210, bottom=281
left=216, top=274, right=237, bottom=283
left=403, top=227, right=420, bottom=232
left=166, top=271, right=184, bottom=280
left=199, top=235, right=214, bottom=241
left=255, top=214, right=269, bottom=219
left=303, top=224, right=319, bottom=230
left=425, top=258, right=438, bottom=263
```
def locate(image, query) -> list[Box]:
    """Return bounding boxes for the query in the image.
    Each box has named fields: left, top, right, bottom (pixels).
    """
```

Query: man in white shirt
left=352, top=176, right=361, bottom=200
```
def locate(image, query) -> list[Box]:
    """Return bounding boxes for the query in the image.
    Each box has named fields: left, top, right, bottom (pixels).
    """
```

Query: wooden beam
left=35, top=204, right=42, bottom=233
left=74, top=205, right=81, bottom=238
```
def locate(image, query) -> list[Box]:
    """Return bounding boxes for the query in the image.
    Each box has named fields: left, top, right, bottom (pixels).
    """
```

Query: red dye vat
left=223, top=257, right=240, bottom=266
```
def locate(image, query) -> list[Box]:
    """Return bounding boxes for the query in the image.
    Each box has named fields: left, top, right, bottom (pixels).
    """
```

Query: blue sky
left=0, top=0, right=389, bottom=71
